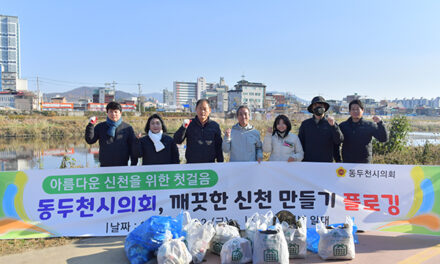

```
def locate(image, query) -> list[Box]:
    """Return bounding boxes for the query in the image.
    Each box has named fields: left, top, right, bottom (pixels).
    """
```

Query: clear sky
left=2, top=0, right=440, bottom=101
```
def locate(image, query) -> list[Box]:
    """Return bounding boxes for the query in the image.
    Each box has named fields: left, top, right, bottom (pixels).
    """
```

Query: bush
left=60, top=156, right=83, bottom=168
left=373, top=115, right=410, bottom=155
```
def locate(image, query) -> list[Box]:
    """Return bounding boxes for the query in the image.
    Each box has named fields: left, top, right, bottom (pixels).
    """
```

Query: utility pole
left=111, top=81, right=117, bottom=95
left=137, top=83, right=143, bottom=113
left=36, top=76, right=41, bottom=111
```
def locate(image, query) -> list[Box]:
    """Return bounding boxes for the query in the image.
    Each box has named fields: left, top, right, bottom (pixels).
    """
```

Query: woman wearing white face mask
left=138, top=114, right=180, bottom=165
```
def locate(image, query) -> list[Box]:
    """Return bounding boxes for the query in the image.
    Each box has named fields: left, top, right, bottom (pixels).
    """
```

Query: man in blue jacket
left=298, top=96, right=344, bottom=162
left=85, top=102, right=138, bottom=167
left=339, top=99, right=388, bottom=163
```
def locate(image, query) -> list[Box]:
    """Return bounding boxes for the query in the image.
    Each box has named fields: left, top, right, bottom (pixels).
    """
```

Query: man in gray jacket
left=222, top=105, right=263, bottom=162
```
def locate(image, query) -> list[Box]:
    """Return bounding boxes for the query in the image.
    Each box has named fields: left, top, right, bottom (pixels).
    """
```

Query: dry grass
left=2, top=113, right=439, bottom=138
left=407, top=116, right=440, bottom=132
left=0, top=113, right=305, bottom=139
left=0, top=237, right=79, bottom=256
left=373, top=144, right=440, bottom=165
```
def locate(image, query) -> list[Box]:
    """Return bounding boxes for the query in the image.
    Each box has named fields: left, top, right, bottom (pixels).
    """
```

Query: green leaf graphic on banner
left=42, top=170, right=218, bottom=194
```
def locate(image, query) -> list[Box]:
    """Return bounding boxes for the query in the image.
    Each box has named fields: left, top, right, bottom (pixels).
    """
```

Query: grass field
left=0, top=237, right=78, bottom=256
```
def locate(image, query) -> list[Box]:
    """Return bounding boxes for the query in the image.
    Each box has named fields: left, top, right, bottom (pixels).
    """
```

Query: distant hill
left=290, top=94, right=309, bottom=105
left=43, top=87, right=163, bottom=103
left=267, top=91, right=308, bottom=105
left=43, top=86, right=97, bottom=102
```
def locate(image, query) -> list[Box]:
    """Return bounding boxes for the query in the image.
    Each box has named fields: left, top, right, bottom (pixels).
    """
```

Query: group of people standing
left=85, top=96, right=388, bottom=167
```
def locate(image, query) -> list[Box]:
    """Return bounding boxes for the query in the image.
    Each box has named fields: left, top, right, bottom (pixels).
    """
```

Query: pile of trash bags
left=124, top=210, right=357, bottom=263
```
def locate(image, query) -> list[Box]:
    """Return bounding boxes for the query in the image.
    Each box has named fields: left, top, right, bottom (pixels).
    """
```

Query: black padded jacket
left=339, top=117, right=388, bottom=163
left=298, top=116, right=344, bottom=162
left=85, top=121, right=138, bottom=167
left=173, top=116, right=224, bottom=163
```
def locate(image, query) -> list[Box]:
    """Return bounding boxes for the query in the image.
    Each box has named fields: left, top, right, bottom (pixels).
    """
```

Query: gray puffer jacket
left=222, top=123, right=263, bottom=162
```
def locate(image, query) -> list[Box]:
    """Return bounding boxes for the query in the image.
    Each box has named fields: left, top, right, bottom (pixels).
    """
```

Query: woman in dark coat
left=139, top=114, right=180, bottom=165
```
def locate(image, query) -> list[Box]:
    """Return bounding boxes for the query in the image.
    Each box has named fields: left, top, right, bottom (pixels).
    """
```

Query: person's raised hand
left=183, top=119, right=192, bottom=128
left=372, top=116, right=382, bottom=123
left=267, top=127, right=273, bottom=134
left=225, top=128, right=231, bottom=138
left=89, top=116, right=97, bottom=125
left=327, top=116, right=335, bottom=126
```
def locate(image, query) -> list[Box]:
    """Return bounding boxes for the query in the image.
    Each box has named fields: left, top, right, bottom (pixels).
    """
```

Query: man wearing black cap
left=298, top=96, right=344, bottom=162
left=339, top=99, right=388, bottom=163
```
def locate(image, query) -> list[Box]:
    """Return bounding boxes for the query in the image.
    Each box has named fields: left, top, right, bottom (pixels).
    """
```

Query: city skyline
left=1, top=1, right=440, bottom=101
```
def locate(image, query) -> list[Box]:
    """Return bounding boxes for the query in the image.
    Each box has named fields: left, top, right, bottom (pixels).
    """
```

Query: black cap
left=307, top=96, right=330, bottom=113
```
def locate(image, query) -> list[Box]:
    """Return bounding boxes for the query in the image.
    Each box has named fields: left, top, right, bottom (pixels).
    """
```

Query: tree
left=373, top=115, right=410, bottom=155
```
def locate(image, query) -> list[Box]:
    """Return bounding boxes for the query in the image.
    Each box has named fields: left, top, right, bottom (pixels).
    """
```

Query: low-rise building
left=93, top=88, right=115, bottom=103
left=73, top=98, right=91, bottom=111
left=51, top=96, right=67, bottom=103
left=41, top=102, right=74, bottom=111
left=228, top=79, right=266, bottom=112
left=0, top=90, right=34, bottom=110
left=0, top=91, right=15, bottom=109
left=163, top=88, right=173, bottom=105
left=264, top=94, right=275, bottom=110
left=143, top=101, right=157, bottom=109
left=87, top=103, right=136, bottom=112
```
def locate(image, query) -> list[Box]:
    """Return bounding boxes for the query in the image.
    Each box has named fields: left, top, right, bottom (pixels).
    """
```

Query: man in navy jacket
left=85, top=102, right=138, bottom=167
left=173, top=99, right=223, bottom=163
left=298, top=96, right=344, bottom=162
left=339, top=99, right=388, bottom=163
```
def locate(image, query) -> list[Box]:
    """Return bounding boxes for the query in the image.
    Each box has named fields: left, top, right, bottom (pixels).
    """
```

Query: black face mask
left=313, top=106, right=325, bottom=116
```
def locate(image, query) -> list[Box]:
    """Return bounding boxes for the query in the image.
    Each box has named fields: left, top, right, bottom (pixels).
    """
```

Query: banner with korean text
left=1, top=162, right=439, bottom=239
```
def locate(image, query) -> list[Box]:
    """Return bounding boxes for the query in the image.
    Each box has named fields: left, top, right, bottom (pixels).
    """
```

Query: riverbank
left=1, top=113, right=440, bottom=139
left=0, top=114, right=193, bottom=139
left=0, top=113, right=273, bottom=139
left=1, top=134, right=439, bottom=170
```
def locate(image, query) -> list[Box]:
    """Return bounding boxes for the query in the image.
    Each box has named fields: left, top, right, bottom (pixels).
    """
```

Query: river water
left=407, top=132, right=440, bottom=146
left=0, top=132, right=439, bottom=171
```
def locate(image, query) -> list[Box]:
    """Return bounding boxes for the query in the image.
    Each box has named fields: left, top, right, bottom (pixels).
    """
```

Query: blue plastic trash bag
left=306, top=218, right=359, bottom=253
left=124, top=235, right=154, bottom=264
left=125, top=215, right=184, bottom=264
left=306, top=228, right=320, bottom=253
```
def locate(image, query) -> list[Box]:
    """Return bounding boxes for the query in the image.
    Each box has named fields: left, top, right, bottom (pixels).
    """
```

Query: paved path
left=1, top=231, right=440, bottom=263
